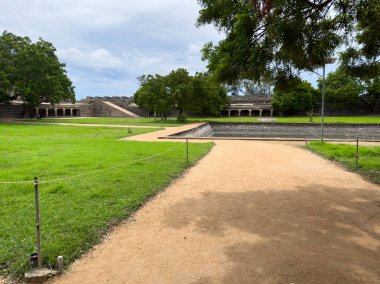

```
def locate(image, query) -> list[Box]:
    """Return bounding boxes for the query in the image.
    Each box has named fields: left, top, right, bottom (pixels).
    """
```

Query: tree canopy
left=197, top=0, right=380, bottom=84
left=272, top=79, right=319, bottom=115
left=134, top=69, right=229, bottom=121
left=0, top=31, right=75, bottom=111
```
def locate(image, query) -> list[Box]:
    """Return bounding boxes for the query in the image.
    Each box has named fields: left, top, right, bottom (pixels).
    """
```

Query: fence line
left=307, top=141, right=380, bottom=164
left=306, top=143, right=354, bottom=163
left=366, top=146, right=380, bottom=155
left=0, top=143, right=184, bottom=186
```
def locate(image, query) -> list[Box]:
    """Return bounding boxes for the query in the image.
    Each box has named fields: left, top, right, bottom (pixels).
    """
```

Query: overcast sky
left=1, top=0, right=336, bottom=99
left=1, top=0, right=225, bottom=99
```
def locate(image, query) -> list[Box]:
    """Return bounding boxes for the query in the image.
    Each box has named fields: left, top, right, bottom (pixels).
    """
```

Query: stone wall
left=171, top=122, right=380, bottom=141
left=169, top=123, right=213, bottom=138
left=78, top=103, right=94, bottom=117
left=210, top=122, right=380, bottom=140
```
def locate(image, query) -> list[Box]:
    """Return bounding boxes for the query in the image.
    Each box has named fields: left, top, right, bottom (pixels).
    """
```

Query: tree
left=340, top=1, right=380, bottom=80
left=0, top=31, right=75, bottom=115
left=134, top=69, right=229, bottom=121
left=0, top=32, right=31, bottom=103
left=272, top=79, right=319, bottom=115
left=192, top=72, right=229, bottom=115
left=197, top=1, right=377, bottom=84
left=166, top=69, right=195, bottom=120
left=317, top=68, right=363, bottom=110
left=134, top=74, right=172, bottom=120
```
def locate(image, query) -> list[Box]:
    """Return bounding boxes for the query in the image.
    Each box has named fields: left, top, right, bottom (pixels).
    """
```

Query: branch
left=303, top=0, right=335, bottom=10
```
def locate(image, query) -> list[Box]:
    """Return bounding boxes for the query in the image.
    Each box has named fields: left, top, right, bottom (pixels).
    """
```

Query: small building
left=221, top=96, right=274, bottom=117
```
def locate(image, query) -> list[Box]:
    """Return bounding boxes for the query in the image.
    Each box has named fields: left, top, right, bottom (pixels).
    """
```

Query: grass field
left=0, top=124, right=213, bottom=277
left=21, top=117, right=183, bottom=127
left=276, top=116, right=380, bottom=124
left=20, top=115, right=380, bottom=126
left=306, top=141, right=380, bottom=184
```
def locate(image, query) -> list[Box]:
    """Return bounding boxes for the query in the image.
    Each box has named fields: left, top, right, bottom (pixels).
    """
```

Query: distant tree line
left=134, top=68, right=229, bottom=122
left=272, top=69, right=380, bottom=115
left=0, top=31, right=75, bottom=116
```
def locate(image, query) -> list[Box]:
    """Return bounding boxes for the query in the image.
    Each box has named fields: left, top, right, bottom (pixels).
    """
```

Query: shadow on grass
left=164, top=184, right=380, bottom=283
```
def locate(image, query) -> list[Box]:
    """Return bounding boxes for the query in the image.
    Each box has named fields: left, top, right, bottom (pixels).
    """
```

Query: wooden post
left=356, top=137, right=359, bottom=167
left=34, top=177, right=42, bottom=269
left=186, top=139, right=189, bottom=164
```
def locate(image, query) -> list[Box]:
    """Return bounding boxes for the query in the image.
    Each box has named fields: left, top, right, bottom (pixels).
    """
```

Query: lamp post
left=320, top=57, right=337, bottom=143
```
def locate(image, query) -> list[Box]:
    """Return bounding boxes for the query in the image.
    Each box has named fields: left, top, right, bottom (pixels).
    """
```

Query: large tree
left=197, top=1, right=379, bottom=84
left=134, top=69, right=229, bottom=121
left=0, top=31, right=75, bottom=114
left=318, top=68, right=363, bottom=110
left=272, top=79, right=319, bottom=115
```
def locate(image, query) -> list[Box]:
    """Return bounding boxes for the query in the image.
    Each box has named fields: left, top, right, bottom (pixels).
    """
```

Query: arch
left=251, top=110, right=260, bottom=117
left=65, top=109, right=71, bottom=116
left=48, top=109, right=55, bottom=116
left=230, top=110, right=239, bottom=117
left=73, top=109, right=80, bottom=116
left=262, top=109, right=271, bottom=116
left=240, top=110, right=250, bottom=116
left=38, top=108, right=47, bottom=118
left=57, top=109, right=64, bottom=116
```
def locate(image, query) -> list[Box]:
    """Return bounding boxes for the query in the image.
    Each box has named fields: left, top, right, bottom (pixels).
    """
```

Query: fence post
left=356, top=137, right=359, bottom=167
left=34, top=177, right=42, bottom=269
left=186, top=139, right=189, bottom=164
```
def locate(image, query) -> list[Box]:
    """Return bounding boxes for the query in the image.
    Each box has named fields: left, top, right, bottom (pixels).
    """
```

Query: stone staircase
left=95, top=101, right=141, bottom=118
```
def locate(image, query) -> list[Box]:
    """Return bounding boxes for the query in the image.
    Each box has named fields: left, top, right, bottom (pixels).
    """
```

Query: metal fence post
left=34, top=177, right=42, bottom=269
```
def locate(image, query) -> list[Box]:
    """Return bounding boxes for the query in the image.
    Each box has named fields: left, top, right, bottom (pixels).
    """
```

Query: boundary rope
left=0, top=143, right=184, bottom=185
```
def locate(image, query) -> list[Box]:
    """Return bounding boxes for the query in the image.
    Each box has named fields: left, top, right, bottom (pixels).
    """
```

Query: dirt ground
left=46, top=123, right=380, bottom=284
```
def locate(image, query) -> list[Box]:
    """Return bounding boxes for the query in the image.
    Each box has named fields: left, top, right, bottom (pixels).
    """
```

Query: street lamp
left=320, top=57, right=337, bottom=143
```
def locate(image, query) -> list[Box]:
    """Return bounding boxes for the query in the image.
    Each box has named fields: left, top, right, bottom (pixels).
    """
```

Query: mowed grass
left=276, top=116, right=380, bottom=124
left=22, top=117, right=184, bottom=127
left=306, top=141, right=380, bottom=184
left=0, top=124, right=213, bottom=277
left=20, top=115, right=380, bottom=126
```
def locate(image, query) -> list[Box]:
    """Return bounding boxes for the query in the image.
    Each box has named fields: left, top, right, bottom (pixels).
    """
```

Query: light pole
left=320, top=57, right=336, bottom=143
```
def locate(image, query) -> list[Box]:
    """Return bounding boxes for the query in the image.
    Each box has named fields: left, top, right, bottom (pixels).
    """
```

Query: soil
left=48, top=125, right=380, bottom=284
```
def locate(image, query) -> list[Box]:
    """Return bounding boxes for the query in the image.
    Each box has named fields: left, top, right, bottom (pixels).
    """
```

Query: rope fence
left=0, top=142, right=187, bottom=186
left=306, top=138, right=380, bottom=166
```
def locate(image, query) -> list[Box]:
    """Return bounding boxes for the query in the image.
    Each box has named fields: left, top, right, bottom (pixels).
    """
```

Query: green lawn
left=306, top=141, right=380, bottom=184
left=21, top=117, right=184, bottom=127
left=0, top=124, right=213, bottom=277
left=20, top=115, right=380, bottom=126
left=276, top=116, right=380, bottom=124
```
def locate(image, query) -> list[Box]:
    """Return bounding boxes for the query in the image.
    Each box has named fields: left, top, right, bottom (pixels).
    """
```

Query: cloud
left=0, top=0, right=223, bottom=98
left=58, top=48, right=124, bottom=70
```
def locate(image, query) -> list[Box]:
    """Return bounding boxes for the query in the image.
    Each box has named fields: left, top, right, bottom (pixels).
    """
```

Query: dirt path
left=52, top=127, right=380, bottom=284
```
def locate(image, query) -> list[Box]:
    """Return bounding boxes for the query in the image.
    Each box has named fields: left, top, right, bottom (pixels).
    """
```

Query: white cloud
left=0, top=0, right=223, bottom=98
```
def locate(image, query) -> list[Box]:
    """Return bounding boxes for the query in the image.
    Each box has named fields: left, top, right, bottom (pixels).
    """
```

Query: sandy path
left=51, top=126, right=380, bottom=284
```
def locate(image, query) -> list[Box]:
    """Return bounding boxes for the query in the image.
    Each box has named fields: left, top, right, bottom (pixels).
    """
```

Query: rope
left=365, top=146, right=380, bottom=156
left=0, top=143, right=184, bottom=185
left=306, top=143, right=354, bottom=163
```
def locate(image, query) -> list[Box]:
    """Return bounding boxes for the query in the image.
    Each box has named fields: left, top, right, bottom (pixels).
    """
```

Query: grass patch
left=306, top=141, right=380, bottom=184
left=21, top=117, right=184, bottom=127
left=19, top=115, right=380, bottom=126
left=276, top=116, right=380, bottom=124
left=0, top=124, right=213, bottom=277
